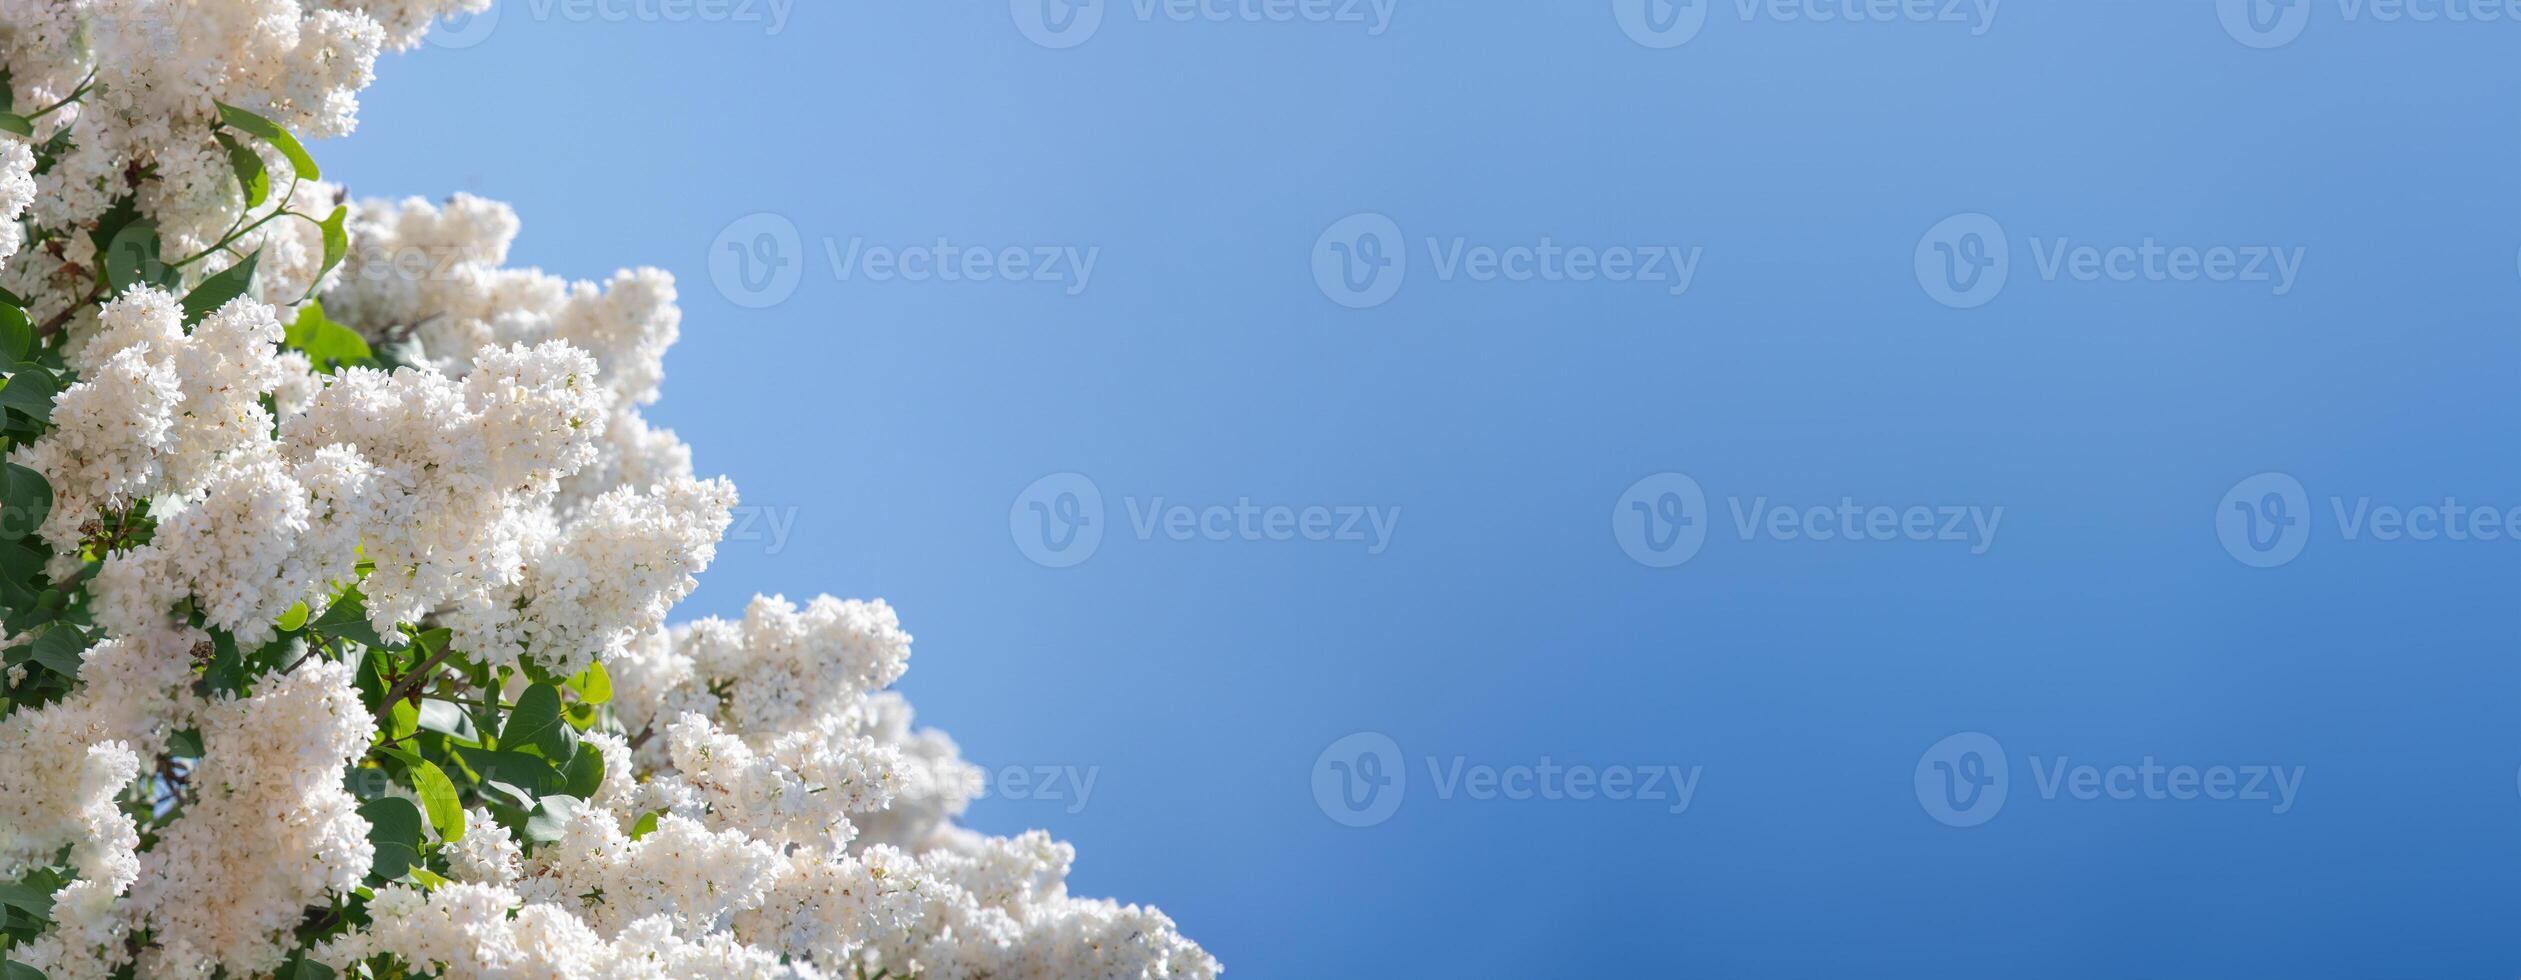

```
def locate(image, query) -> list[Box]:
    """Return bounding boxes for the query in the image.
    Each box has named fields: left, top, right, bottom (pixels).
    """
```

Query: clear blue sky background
left=327, top=3, right=2520, bottom=976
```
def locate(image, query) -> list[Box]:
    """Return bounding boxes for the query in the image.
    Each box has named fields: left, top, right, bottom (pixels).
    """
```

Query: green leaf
left=3, top=959, right=46, bottom=980
left=415, top=699, right=479, bottom=742
left=357, top=796, right=424, bottom=881
left=274, top=954, right=334, bottom=980
left=314, top=205, right=348, bottom=292
left=565, top=661, right=612, bottom=705
left=0, top=302, right=29, bottom=362
left=167, top=728, right=204, bottom=758
left=25, top=622, right=83, bottom=679
left=629, top=809, right=662, bottom=841
left=212, top=130, right=270, bottom=210
left=307, top=589, right=388, bottom=649
left=386, top=698, right=417, bottom=741
left=381, top=747, right=466, bottom=842
left=213, top=101, right=317, bottom=181
left=560, top=743, right=604, bottom=800
left=455, top=747, right=560, bottom=807
left=503, top=683, right=574, bottom=762
left=276, top=601, right=309, bottom=633
left=199, top=626, right=244, bottom=695
left=522, top=794, right=582, bottom=845
left=179, top=251, right=258, bottom=325
left=0, top=114, right=29, bottom=138
left=0, top=367, right=55, bottom=425
left=284, top=302, right=375, bottom=373
left=0, top=880, right=56, bottom=918
left=102, top=218, right=168, bottom=292
left=403, top=867, right=450, bottom=891
left=0, top=462, right=48, bottom=536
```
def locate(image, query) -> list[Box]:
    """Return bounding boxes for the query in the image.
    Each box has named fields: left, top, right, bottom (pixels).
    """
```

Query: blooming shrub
left=0, top=3, right=1218, bottom=977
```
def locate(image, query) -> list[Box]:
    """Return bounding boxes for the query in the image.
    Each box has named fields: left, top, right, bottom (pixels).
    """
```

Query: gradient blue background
left=325, top=3, right=2519, bottom=976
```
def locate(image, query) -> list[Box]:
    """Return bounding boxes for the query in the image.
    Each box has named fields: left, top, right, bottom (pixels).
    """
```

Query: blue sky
left=328, top=2, right=2521, bottom=975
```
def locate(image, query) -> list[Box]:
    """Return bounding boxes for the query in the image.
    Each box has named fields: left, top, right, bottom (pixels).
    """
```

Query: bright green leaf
left=503, top=683, right=573, bottom=761
left=277, top=601, right=309, bottom=633
left=382, top=747, right=466, bottom=842
left=315, top=205, right=348, bottom=291
left=565, top=661, right=612, bottom=705
left=212, top=130, right=270, bottom=210
left=213, top=101, right=317, bottom=181
left=0, top=114, right=29, bottom=138
left=629, top=809, right=662, bottom=841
